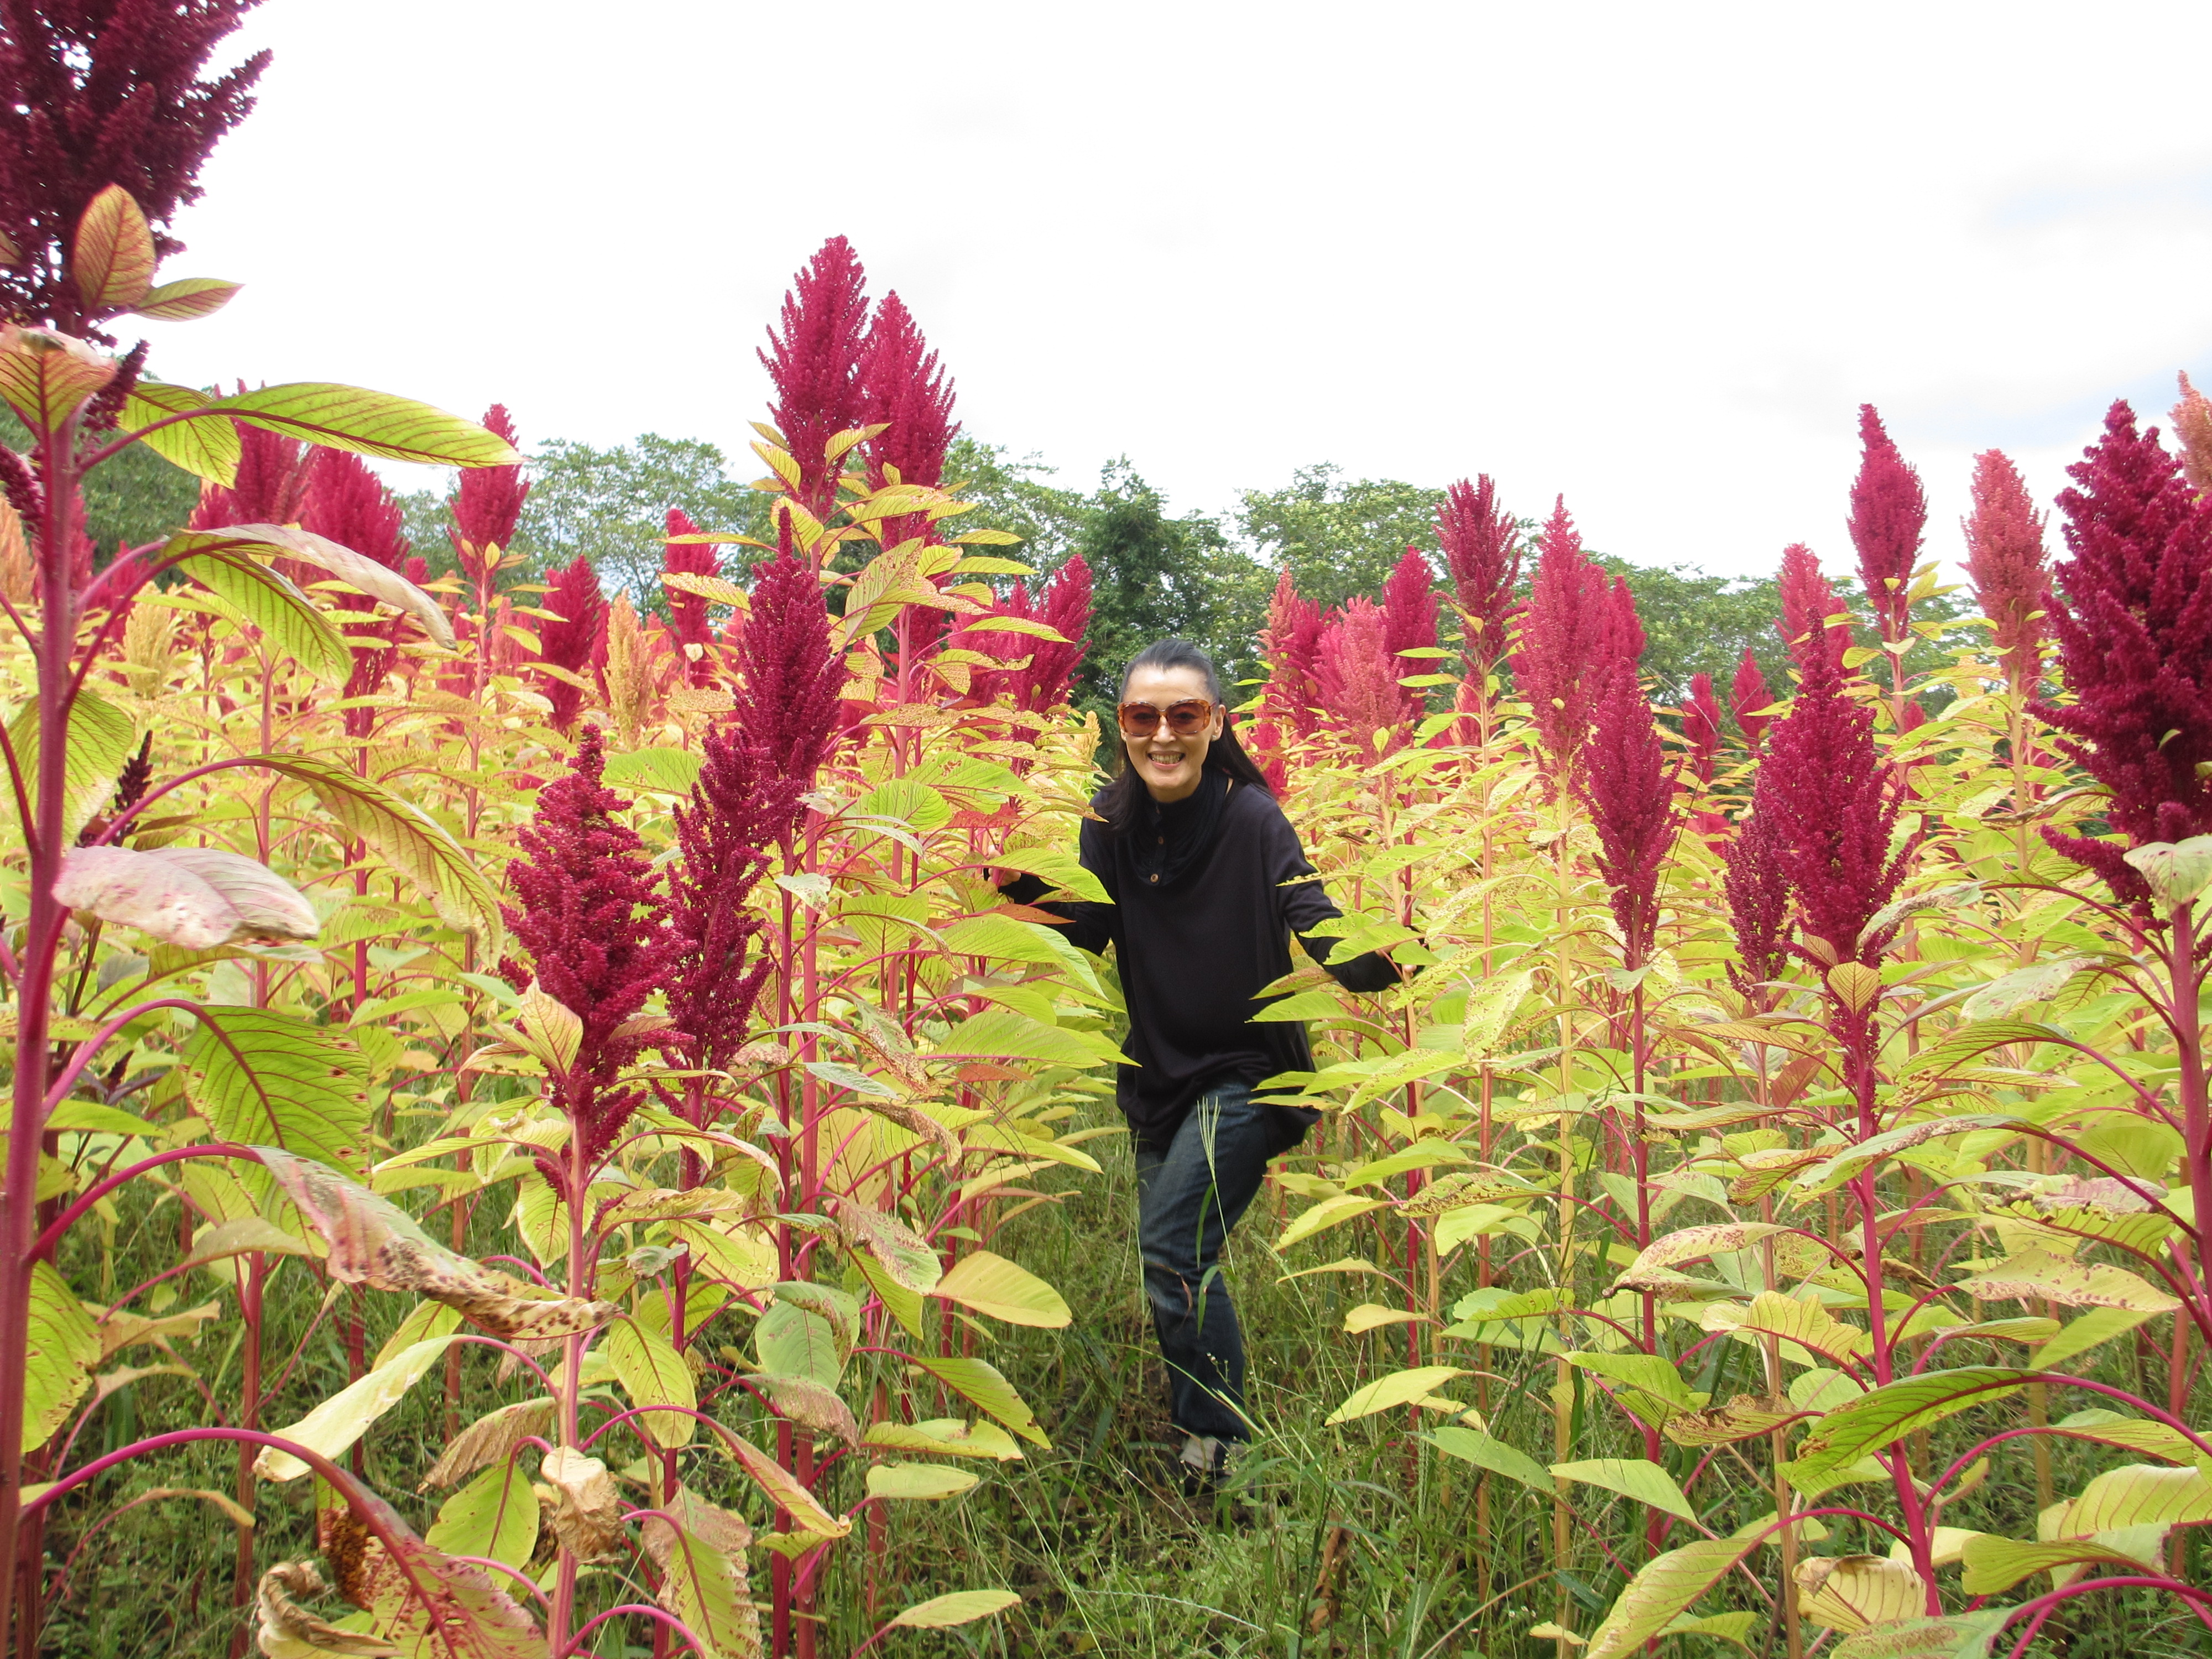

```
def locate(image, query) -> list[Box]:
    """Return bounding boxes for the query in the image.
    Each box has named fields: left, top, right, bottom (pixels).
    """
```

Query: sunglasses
left=1117, top=698, right=1218, bottom=738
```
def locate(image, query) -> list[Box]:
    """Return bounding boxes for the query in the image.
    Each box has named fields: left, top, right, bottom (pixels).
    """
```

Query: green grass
left=32, top=1130, right=2203, bottom=1658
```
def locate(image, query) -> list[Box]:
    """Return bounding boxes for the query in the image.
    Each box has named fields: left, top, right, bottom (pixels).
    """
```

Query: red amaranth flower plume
left=1752, top=653, right=1916, bottom=971
left=860, top=290, right=959, bottom=549
left=1434, top=475, right=1520, bottom=679
left=2034, top=400, right=2212, bottom=901
left=502, top=725, right=672, bottom=1173
left=537, top=555, right=605, bottom=731
left=732, top=530, right=841, bottom=811
left=1514, top=497, right=1627, bottom=773
left=449, top=404, right=528, bottom=579
left=0, top=0, right=268, bottom=334
left=299, top=450, right=410, bottom=736
left=1731, top=648, right=1773, bottom=754
left=1380, top=545, right=1439, bottom=686
left=1776, top=543, right=1850, bottom=677
left=1963, top=448, right=2048, bottom=688
left=1316, top=597, right=1411, bottom=742
left=1722, top=804, right=1791, bottom=1007
left=1261, top=568, right=1327, bottom=740
left=190, top=421, right=314, bottom=530
left=966, top=555, right=1091, bottom=713
left=760, top=236, right=871, bottom=521
left=2170, top=372, right=2212, bottom=499
left=1847, top=404, right=1926, bottom=645
left=1575, top=657, right=1682, bottom=967
left=662, top=508, right=721, bottom=687
left=662, top=722, right=796, bottom=1091
left=1683, top=672, right=1721, bottom=789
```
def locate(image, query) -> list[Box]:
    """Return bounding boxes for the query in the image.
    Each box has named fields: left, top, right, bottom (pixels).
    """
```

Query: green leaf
left=254, top=754, right=504, bottom=946
left=1583, top=1537, right=1758, bottom=1659
left=1562, top=1352, right=1708, bottom=1425
left=1829, top=1609, right=2015, bottom=1659
left=891, top=1590, right=1021, bottom=1630
left=374, top=1300, right=464, bottom=1369
left=180, top=1007, right=373, bottom=1173
left=253, top=1336, right=453, bottom=1481
left=641, top=1493, right=759, bottom=1659
left=836, top=1198, right=941, bottom=1295
left=160, top=536, right=343, bottom=686
left=1785, top=1368, right=2032, bottom=1491
left=8, top=685, right=134, bottom=847
left=1792, top=1114, right=2023, bottom=1196
left=120, top=381, right=239, bottom=484
left=1961, top=957, right=2095, bottom=1020
left=1251, top=989, right=1350, bottom=1022
left=1426, top=1425, right=1552, bottom=1491
left=1550, top=1458, right=1697, bottom=1521
left=867, top=1462, right=980, bottom=1501
left=239, top=522, right=456, bottom=650
left=1326, top=1365, right=1467, bottom=1425
left=862, top=1417, right=1025, bottom=1462
left=601, top=746, right=704, bottom=797
left=205, top=383, right=523, bottom=467
left=1279, top=1194, right=1389, bottom=1249
left=755, top=1301, right=842, bottom=1391
left=132, top=276, right=242, bottom=321
left=930, top=1250, right=1071, bottom=1328
left=0, top=326, right=113, bottom=429
left=909, top=1355, right=1050, bottom=1448
left=2062, top=1460, right=2212, bottom=1533
left=23, top=1262, right=99, bottom=1447
left=990, top=842, right=1109, bottom=904
left=2046, top=1408, right=2205, bottom=1465
left=849, top=1245, right=928, bottom=1340
left=72, top=185, right=155, bottom=310
left=604, top=1318, right=696, bottom=1449
left=1959, top=1528, right=2163, bottom=1595
left=425, top=1463, right=539, bottom=1571
left=929, top=1008, right=1114, bottom=1068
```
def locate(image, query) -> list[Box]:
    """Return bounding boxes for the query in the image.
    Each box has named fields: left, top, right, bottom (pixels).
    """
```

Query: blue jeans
left=1134, top=1083, right=1274, bottom=1444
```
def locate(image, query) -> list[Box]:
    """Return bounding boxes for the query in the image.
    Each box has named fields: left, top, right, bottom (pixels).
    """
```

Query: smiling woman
left=1001, top=638, right=1406, bottom=1489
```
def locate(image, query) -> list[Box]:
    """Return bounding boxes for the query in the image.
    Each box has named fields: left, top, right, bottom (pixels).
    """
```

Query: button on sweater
left=1004, top=778, right=1400, bottom=1156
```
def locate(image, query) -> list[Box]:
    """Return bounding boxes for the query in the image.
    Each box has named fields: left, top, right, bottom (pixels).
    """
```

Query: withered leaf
left=420, top=1397, right=557, bottom=1491
left=259, top=1148, right=615, bottom=1341
left=255, top=1561, right=398, bottom=1656
left=1664, top=1395, right=1806, bottom=1447
left=742, top=1373, right=862, bottom=1448
left=535, top=1446, right=623, bottom=1562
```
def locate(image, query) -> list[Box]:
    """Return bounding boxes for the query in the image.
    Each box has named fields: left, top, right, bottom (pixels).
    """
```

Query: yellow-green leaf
left=1326, top=1365, right=1467, bottom=1425
left=23, top=1262, right=98, bottom=1447
left=425, top=1462, right=539, bottom=1571
left=930, top=1250, right=1070, bottom=1328
left=206, top=383, right=522, bottom=467
left=891, top=1589, right=1021, bottom=1629
left=253, top=1337, right=453, bottom=1481
left=866, top=1462, right=980, bottom=1501
left=605, top=1318, right=696, bottom=1449
left=1583, top=1536, right=1757, bottom=1659
left=1551, top=1458, right=1697, bottom=1521
left=72, top=185, right=155, bottom=310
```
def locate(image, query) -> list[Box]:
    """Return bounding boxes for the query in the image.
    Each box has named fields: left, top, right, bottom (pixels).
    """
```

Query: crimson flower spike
left=450, top=404, right=528, bottom=570
left=1575, top=654, right=1681, bottom=969
left=860, top=290, right=960, bottom=550
left=661, top=508, right=721, bottom=688
left=1024, top=554, right=1092, bottom=712
left=502, top=724, right=673, bottom=1177
left=191, top=421, right=314, bottom=530
left=1513, top=496, right=1620, bottom=779
left=662, top=722, right=796, bottom=1089
left=760, top=236, right=871, bottom=521
left=300, top=451, right=411, bottom=737
left=1262, top=568, right=1327, bottom=739
left=1776, top=543, right=1850, bottom=677
left=1315, top=597, right=1408, bottom=743
left=1962, top=449, right=2048, bottom=690
left=536, top=556, right=606, bottom=731
left=1730, top=650, right=1773, bottom=754
left=1721, top=804, right=1791, bottom=1009
left=1847, top=403, right=1926, bottom=646
left=2169, top=372, right=2212, bottom=498
left=1434, top=476, right=1521, bottom=679
left=2034, top=400, right=2212, bottom=903
left=0, top=0, right=268, bottom=336
left=1682, top=672, right=1722, bottom=789
left=1380, top=545, right=1439, bottom=709
left=731, top=519, right=841, bottom=826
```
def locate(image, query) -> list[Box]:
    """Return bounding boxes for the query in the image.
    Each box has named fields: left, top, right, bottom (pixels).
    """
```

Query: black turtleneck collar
left=1128, top=765, right=1229, bottom=890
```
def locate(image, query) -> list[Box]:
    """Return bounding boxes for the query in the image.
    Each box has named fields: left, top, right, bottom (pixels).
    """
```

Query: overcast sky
left=143, top=0, right=2212, bottom=581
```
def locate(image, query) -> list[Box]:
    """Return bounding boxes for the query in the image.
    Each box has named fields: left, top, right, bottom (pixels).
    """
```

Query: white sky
left=143, top=0, right=2212, bottom=581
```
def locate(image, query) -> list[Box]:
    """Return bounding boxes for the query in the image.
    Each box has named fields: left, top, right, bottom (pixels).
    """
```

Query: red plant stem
left=550, top=1126, right=591, bottom=1653
left=30, top=1142, right=259, bottom=1261
left=2167, top=899, right=2209, bottom=1431
left=0, top=409, right=87, bottom=1658
left=225, top=1253, right=265, bottom=1659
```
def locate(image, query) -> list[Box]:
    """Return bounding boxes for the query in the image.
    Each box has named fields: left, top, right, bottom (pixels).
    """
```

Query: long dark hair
left=1098, top=639, right=1274, bottom=836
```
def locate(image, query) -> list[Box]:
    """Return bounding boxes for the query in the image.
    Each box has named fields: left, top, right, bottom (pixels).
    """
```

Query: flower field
left=5, top=26, right=2212, bottom=1659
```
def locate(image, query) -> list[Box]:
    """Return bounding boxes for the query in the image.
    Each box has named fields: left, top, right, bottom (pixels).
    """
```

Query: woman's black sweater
left=1003, top=779, right=1399, bottom=1155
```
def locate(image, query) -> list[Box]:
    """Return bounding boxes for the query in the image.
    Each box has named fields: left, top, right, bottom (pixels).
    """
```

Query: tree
left=1588, top=557, right=1786, bottom=707
left=399, top=432, right=770, bottom=600
left=942, top=436, right=1086, bottom=568
left=1068, top=460, right=1264, bottom=707
left=1237, top=464, right=1447, bottom=611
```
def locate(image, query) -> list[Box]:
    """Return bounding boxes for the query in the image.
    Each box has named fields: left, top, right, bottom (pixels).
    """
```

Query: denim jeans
left=1133, top=1083, right=1274, bottom=1443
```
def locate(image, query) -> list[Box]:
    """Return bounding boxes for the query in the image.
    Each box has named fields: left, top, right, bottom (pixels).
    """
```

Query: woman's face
left=1119, top=664, right=1223, bottom=804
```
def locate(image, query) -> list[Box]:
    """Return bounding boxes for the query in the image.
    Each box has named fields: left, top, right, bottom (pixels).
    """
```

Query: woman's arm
left=995, top=822, right=1117, bottom=956
left=1269, top=813, right=1407, bottom=993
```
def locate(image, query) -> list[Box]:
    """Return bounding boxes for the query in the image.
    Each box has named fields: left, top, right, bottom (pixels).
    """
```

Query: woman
left=1001, top=639, right=1406, bottom=1489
